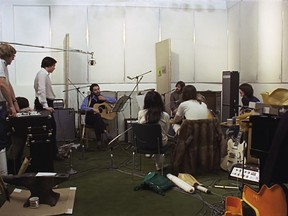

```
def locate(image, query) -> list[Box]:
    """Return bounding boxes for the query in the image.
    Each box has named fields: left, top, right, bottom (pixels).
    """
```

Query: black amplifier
left=9, top=111, right=54, bottom=172
left=9, top=111, right=53, bottom=136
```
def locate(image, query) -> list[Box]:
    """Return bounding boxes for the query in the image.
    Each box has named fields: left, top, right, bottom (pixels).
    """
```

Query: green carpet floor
left=1, top=141, right=256, bottom=216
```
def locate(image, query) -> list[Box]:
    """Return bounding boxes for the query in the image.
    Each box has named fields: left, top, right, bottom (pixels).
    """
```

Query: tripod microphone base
left=68, top=167, right=77, bottom=175
left=79, top=144, right=88, bottom=160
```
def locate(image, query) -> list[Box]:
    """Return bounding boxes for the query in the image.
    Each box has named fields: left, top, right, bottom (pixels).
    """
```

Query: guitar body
left=243, top=184, right=288, bottom=216
left=93, top=102, right=116, bottom=120
left=220, top=138, right=246, bottom=172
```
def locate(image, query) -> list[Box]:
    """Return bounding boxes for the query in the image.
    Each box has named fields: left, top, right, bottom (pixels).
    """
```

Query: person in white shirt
left=34, top=56, right=57, bottom=112
left=34, top=56, right=62, bottom=160
left=0, top=43, right=19, bottom=151
left=172, top=85, right=209, bottom=134
left=0, top=43, right=20, bottom=175
left=137, top=90, right=170, bottom=171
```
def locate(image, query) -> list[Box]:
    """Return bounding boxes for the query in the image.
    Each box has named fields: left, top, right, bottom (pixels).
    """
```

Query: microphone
left=162, top=89, right=175, bottom=96
left=88, top=58, right=96, bottom=66
left=127, top=76, right=133, bottom=80
left=88, top=52, right=96, bottom=66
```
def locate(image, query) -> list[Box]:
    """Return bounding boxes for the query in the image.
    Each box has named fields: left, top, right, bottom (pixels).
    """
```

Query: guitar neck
left=235, top=131, right=243, bottom=144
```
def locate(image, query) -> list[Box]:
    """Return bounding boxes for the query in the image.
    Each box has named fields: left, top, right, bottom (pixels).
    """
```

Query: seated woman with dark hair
left=239, top=83, right=260, bottom=114
left=137, top=90, right=170, bottom=171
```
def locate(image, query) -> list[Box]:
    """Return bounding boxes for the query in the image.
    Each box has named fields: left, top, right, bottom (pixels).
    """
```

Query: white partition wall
left=88, top=7, right=125, bottom=83
left=13, top=6, right=51, bottom=86
left=257, top=1, right=282, bottom=83
left=194, top=10, right=228, bottom=83
left=50, top=6, right=88, bottom=84
left=239, top=1, right=259, bottom=82
left=160, top=8, right=195, bottom=83
left=124, top=7, right=159, bottom=84
left=283, top=1, right=288, bottom=82
left=227, top=3, right=240, bottom=72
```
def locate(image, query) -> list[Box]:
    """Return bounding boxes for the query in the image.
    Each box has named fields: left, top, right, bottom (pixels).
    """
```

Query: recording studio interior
left=1, top=0, right=288, bottom=215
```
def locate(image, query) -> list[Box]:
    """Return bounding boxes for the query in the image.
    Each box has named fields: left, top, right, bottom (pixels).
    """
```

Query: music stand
left=112, top=95, right=130, bottom=113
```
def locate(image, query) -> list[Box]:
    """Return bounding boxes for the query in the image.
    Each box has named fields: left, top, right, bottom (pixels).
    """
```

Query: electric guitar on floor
left=93, top=102, right=116, bottom=120
left=220, top=131, right=246, bottom=172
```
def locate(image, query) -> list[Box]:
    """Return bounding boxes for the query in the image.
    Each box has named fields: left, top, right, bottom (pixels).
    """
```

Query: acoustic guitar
left=220, top=131, right=246, bottom=172
left=93, top=102, right=116, bottom=120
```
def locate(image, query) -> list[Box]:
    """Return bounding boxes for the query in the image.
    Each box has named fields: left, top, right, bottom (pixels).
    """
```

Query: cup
left=29, top=196, right=39, bottom=208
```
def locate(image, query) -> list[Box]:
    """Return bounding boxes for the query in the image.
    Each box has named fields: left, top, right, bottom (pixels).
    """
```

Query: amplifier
left=54, top=109, right=75, bottom=142
left=229, top=163, right=259, bottom=185
left=53, top=99, right=64, bottom=109
left=125, top=118, right=137, bottom=143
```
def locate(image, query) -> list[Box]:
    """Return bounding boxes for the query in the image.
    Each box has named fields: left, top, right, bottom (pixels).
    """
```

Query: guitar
left=220, top=131, right=246, bottom=172
left=93, top=102, right=116, bottom=120
left=242, top=184, right=287, bottom=216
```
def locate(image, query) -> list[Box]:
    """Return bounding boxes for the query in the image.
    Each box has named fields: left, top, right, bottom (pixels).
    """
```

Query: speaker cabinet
left=125, top=118, right=137, bottom=143
left=198, top=91, right=221, bottom=120
left=222, top=71, right=239, bottom=122
left=54, top=109, right=76, bottom=142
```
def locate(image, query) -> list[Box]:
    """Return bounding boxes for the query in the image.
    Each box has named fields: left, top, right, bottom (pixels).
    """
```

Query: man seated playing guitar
left=80, top=83, right=116, bottom=149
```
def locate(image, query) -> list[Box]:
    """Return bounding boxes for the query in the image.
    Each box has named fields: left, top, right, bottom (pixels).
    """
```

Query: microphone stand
left=126, top=70, right=152, bottom=118
left=63, top=79, right=89, bottom=135
left=161, top=89, right=175, bottom=109
left=62, top=80, right=90, bottom=161
left=128, top=75, right=143, bottom=119
left=108, top=127, right=132, bottom=169
left=107, top=71, right=150, bottom=170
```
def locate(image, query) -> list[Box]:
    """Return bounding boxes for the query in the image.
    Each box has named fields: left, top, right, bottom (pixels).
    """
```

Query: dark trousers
left=85, top=113, right=106, bottom=141
left=0, top=104, right=9, bottom=150
left=34, top=97, right=58, bottom=157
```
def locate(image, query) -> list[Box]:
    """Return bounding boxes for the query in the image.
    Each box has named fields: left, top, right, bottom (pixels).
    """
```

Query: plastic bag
left=134, top=171, right=174, bottom=195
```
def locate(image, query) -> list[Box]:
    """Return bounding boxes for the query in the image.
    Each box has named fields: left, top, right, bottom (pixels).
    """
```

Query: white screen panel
left=51, top=6, right=88, bottom=84
left=240, top=1, right=258, bottom=82
left=170, top=39, right=194, bottom=82
left=195, top=10, right=227, bottom=83
left=160, top=8, right=194, bottom=83
left=283, top=1, right=288, bottom=82
left=14, top=6, right=50, bottom=86
left=227, top=3, right=240, bottom=72
left=125, top=7, right=159, bottom=84
left=88, top=7, right=125, bottom=83
left=257, top=1, right=282, bottom=82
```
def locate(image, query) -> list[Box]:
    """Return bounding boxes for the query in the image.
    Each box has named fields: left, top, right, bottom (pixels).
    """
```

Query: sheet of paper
left=35, top=172, right=57, bottom=176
